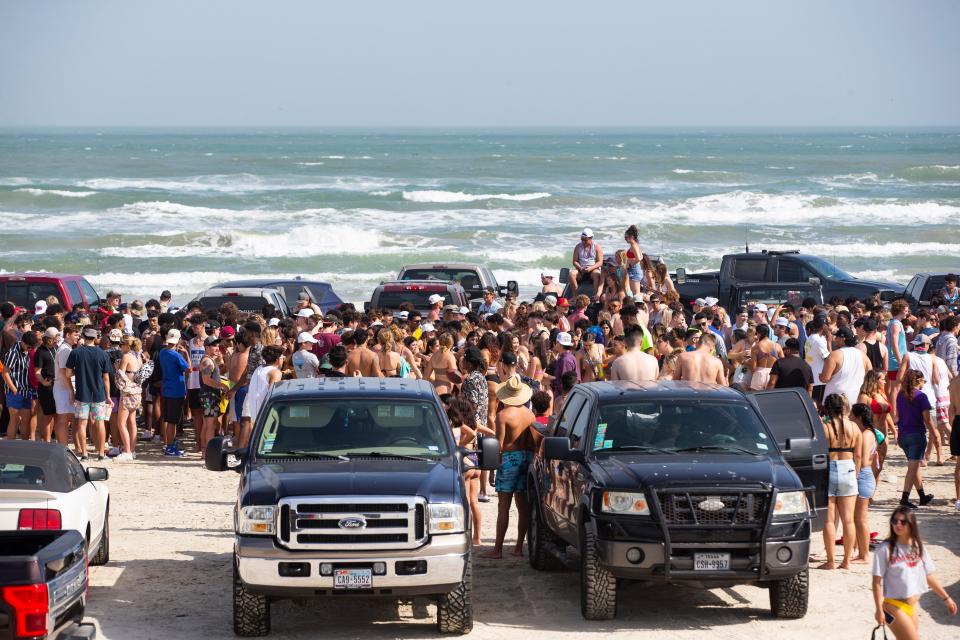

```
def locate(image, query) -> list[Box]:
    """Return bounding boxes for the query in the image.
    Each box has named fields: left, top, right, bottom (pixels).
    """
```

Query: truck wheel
left=233, top=561, right=270, bottom=636
left=90, top=506, right=109, bottom=566
left=769, top=568, right=809, bottom=619
left=528, top=501, right=563, bottom=571
left=437, top=553, right=473, bottom=634
left=580, top=524, right=617, bottom=620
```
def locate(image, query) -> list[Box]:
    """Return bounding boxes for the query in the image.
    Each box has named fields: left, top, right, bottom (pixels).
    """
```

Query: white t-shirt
left=872, top=542, right=935, bottom=599
left=805, top=333, right=829, bottom=384
left=54, top=343, right=73, bottom=392
left=291, top=350, right=320, bottom=379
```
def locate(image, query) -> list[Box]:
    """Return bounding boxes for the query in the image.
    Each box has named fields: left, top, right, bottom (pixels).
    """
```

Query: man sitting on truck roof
left=569, top=228, right=604, bottom=301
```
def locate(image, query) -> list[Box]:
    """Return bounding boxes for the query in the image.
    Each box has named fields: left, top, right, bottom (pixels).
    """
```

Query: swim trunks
left=495, top=450, right=533, bottom=493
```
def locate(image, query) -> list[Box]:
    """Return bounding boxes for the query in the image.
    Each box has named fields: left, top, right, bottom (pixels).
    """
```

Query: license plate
left=333, top=568, right=372, bottom=589
left=694, top=553, right=730, bottom=571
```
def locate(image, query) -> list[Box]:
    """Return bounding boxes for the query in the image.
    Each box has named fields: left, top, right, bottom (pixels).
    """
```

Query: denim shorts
left=627, top=263, right=643, bottom=282
left=857, top=467, right=876, bottom=499
left=899, top=432, right=927, bottom=461
left=5, top=391, right=33, bottom=411
left=828, top=459, right=858, bottom=497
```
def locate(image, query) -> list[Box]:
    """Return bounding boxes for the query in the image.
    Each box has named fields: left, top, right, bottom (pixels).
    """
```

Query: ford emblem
left=338, top=516, right=367, bottom=530
left=698, top=498, right=726, bottom=512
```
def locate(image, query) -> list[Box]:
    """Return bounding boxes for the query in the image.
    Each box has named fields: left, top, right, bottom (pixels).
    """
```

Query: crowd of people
left=2, top=226, right=959, bottom=636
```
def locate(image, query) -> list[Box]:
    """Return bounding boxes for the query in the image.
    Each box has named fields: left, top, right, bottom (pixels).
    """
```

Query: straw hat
left=495, top=375, right=533, bottom=406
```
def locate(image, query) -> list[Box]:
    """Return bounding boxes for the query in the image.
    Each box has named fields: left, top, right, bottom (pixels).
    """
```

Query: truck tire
left=528, top=500, right=563, bottom=571
left=90, top=505, right=109, bottom=566
left=769, top=568, right=809, bottom=619
left=580, top=524, right=617, bottom=620
left=437, top=553, right=473, bottom=634
left=233, top=561, right=270, bottom=636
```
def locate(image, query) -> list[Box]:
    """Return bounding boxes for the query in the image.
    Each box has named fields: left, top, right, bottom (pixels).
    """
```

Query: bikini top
left=828, top=447, right=856, bottom=453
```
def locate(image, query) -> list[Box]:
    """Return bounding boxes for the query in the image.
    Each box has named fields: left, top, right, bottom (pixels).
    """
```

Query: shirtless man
left=609, top=327, right=659, bottom=382
left=540, top=273, right=562, bottom=296
left=480, top=376, right=542, bottom=559
left=345, top=329, right=383, bottom=377
left=674, top=333, right=727, bottom=385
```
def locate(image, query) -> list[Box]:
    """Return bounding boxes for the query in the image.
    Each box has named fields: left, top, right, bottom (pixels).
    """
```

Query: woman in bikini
left=858, top=369, right=894, bottom=468
left=425, top=334, right=460, bottom=394
left=447, top=397, right=482, bottom=545
left=653, top=261, right=678, bottom=297
left=376, top=329, right=404, bottom=378
left=748, top=324, right=782, bottom=391
left=623, top=224, right=645, bottom=297
left=850, top=402, right=882, bottom=564
left=577, top=331, right=605, bottom=382
left=872, top=506, right=956, bottom=638
left=819, top=393, right=862, bottom=570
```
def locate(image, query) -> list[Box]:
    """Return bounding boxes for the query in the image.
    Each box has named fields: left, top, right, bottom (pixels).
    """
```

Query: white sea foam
left=77, top=174, right=401, bottom=194
left=15, top=188, right=98, bottom=198
left=296, top=162, right=325, bottom=166
left=0, top=177, right=32, bottom=186
left=368, top=190, right=393, bottom=197
left=401, top=190, right=550, bottom=203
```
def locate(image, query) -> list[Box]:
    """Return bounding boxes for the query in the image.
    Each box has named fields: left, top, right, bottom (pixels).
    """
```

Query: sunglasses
left=890, top=518, right=909, bottom=525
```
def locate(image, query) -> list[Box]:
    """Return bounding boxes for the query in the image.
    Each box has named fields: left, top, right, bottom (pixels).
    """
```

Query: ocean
left=1, top=129, right=959, bottom=305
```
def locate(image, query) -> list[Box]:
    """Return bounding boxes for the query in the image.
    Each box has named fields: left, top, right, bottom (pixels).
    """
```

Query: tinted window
left=67, top=281, right=83, bottom=307
left=2, top=283, right=61, bottom=308
left=256, top=400, right=449, bottom=457
left=921, top=276, right=946, bottom=302
left=0, top=463, right=47, bottom=487
left=737, top=286, right=822, bottom=308
left=569, top=399, right=593, bottom=449
left=554, top=394, right=586, bottom=437
left=803, top=256, right=852, bottom=280
left=198, top=296, right=268, bottom=314
left=65, top=456, right=87, bottom=490
left=376, top=290, right=453, bottom=310
left=593, top=401, right=773, bottom=455
left=753, top=391, right=814, bottom=446
left=733, top=259, right=767, bottom=281
left=78, top=279, right=100, bottom=307
left=778, top=260, right=815, bottom=282
left=401, top=269, right=483, bottom=293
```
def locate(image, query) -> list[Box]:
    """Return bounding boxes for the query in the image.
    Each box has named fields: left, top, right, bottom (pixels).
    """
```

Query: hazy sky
left=1, top=0, right=957, bottom=127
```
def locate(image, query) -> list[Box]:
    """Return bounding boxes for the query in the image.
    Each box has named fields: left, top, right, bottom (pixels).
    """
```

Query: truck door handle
left=812, top=453, right=827, bottom=468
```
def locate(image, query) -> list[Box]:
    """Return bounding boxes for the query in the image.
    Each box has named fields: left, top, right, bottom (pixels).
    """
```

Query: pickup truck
left=397, top=263, right=517, bottom=310
left=528, top=382, right=827, bottom=621
left=205, top=377, right=498, bottom=636
left=902, top=272, right=955, bottom=313
left=365, top=280, right=471, bottom=314
left=0, top=530, right=95, bottom=640
left=674, top=250, right=904, bottom=307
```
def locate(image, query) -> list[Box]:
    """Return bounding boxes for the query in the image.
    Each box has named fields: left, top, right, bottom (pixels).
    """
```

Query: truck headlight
left=238, top=505, right=276, bottom=535
left=601, top=491, right=650, bottom=515
left=428, top=503, right=464, bottom=534
left=772, top=491, right=809, bottom=519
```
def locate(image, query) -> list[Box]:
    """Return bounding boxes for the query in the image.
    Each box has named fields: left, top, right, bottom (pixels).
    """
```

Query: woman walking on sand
left=850, top=403, right=881, bottom=564
left=819, top=393, right=861, bottom=570
left=872, top=506, right=956, bottom=638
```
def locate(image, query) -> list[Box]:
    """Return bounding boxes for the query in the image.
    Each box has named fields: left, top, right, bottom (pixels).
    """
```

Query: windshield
left=804, top=256, right=852, bottom=280
left=592, top=401, right=773, bottom=455
left=255, top=399, right=450, bottom=458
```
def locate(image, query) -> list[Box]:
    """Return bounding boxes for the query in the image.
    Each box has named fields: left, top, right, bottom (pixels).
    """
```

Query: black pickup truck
left=527, top=382, right=827, bottom=621
left=675, top=250, right=903, bottom=307
left=0, top=530, right=94, bottom=640
left=206, top=377, right=498, bottom=637
left=903, top=272, right=958, bottom=313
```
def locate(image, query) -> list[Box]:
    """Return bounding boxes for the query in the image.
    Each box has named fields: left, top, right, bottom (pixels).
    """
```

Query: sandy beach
left=84, top=433, right=959, bottom=640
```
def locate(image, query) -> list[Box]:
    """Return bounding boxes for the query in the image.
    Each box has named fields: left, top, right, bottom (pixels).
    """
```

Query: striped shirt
left=3, top=345, right=31, bottom=396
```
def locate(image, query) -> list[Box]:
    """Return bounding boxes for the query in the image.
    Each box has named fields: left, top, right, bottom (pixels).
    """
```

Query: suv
left=215, top=278, right=344, bottom=314
left=0, top=273, right=101, bottom=312
left=365, top=280, right=470, bottom=314
left=528, top=382, right=826, bottom=621
left=397, top=263, right=517, bottom=309
left=191, top=287, right=291, bottom=317
left=205, top=377, right=498, bottom=637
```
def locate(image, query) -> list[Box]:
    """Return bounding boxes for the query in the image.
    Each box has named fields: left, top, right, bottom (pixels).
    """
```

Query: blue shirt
left=158, top=347, right=189, bottom=398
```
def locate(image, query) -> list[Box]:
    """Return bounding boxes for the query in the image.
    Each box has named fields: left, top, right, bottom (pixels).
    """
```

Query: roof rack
left=760, top=250, right=800, bottom=255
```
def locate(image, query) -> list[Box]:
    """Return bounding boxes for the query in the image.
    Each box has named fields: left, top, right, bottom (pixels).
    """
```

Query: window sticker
left=377, top=405, right=391, bottom=417
left=394, top=405, right=415, bottom=418
left=756, top=442, right=768, bottom=450
left=288, top=406, right=309, bottom=419
left=593, top=423, right=608, bottom=450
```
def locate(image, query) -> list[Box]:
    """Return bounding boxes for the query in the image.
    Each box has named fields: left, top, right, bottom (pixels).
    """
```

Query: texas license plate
left=694, top=553, right=730, bottom=571
left=333, top=568, right=372, bottom=589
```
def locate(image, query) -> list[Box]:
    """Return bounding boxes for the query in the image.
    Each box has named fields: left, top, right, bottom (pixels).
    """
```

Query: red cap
left=557, top=297, right=570, bottom=307
left=220, top=325, right=236, bottom=338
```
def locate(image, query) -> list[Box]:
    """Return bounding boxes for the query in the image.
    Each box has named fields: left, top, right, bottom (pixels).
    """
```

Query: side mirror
left=506, top=280, right=519, bottom=295
left=808, top=277, right=821, bottom=286
left=477, top=437, right=500, bottom=471
left=675, top=267, right=687, bottom=284
left=783, top=437, right=812, bottom=458
left=363, top=301, right=371, bottom=312
left=558, top=267, right=570, bottom=284
left=86, top=467, right=108, bottom=482
left=205, top=436, right=244, bottom=472
left=544, top=437, right=584, bottom=462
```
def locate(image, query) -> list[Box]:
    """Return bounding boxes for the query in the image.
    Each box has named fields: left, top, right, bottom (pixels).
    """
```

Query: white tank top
left=242, top=365, right=277, bottom=420
left=824, top=347, right=864, bottom=406
left=907, top=352, right=937, bottom=406
left=933, top=356, right=950, bottom=399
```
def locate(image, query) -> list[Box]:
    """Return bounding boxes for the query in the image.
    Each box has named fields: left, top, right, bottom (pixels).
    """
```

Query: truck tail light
left=17, top=509, right=62, bottom=530
left=1, top=584, right=49, bottom=638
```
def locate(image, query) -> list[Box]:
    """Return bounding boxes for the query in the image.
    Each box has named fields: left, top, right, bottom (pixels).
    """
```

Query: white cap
left=458, top=306, right=469, bottom=315
left=165, top=329, right=181, bottom=345
left=703, top=297, right=719, bottom=307
left=544, top=294, right=558, bottom=307
left=556, top=332, right=573, bottom=347
left=421, top=322, right=436, bottom=332
left=580, top=227, right=593, bottom=238
left=43, top=327, right=60, bottom=339
left=775, top=317, right=790, bottom=327
left=694, top=298, right=707, bottom=307
left=297, top=331, right=318, bottom=344
left=267, top=318, right=280, bottom=327
left=428, top=294, right=444, bottom=305
left=754, top=303, right=768, bottom=312
left=35, top=300, right=47, bottom=314
left=296, top=308, right=315, bottom=318
left=370, top=320, right=383, bottom=327
left=394, top=310, right=409, bottom=320
left=540, top=273, right=553, bottom=280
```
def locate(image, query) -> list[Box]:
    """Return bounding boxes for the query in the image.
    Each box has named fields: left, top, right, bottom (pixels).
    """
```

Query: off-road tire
left=580, top=524, right=617, bottom=620
left=528, top=499, right=563, bottom=571
left=437, top=553, right=473, bottom=634
left=233, top=561, right=270, bottom=636
left=90, top=505, right=109, bottom=566
left=769, top=568, right=809, bottom=619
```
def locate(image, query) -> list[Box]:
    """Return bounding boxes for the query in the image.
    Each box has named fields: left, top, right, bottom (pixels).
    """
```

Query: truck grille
left=657, top=491, right=768, bottom=527
left=278, top=496, right=427, bottom=551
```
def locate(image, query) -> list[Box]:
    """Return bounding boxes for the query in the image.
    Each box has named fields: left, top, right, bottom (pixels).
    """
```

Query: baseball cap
left=35, top=300, right=47, bottom=314
left=912, top=333, right=932, bottom=347
left=267, top=318, right=280, bottom=327
left=754, top=303, right=768, bottom=313
left=557, top=297, right=570, bottom=308
left=835, top=326, right=855, bottom=341
left=322, top=313, right=341, bottom=325
left=775, top=317, right=790, bottom=327
left=43, top=327, right=60, bottom=339
left=556, top=332, right=573, bottom=347
left=165, top=329, right=181, bottom=345
left=703, top=297, right=719, bottom=307
left=297, top=331, right=319, bottom=344
left=443, top=304, right=459, bottom=313
left=544, top=294, right=557, bottom=307
left=421, top=322, right=436, bottom=333
left=693, top=298, right=707, bottom=307
left=458, top=306, right=469, bottom=315
left=541, top=273, right=553, bottom=280
left=296, top=308, right=315, bottom=318
left=500, top=352, right=518, bottom=366
left=428, top=294, right=444, bottom=305
left=203, top=336, right=221, bottom=347
left=108, top=328, right=123, bottom=343
left=394, top=310, right=409, bottom=321
left=82, top=326, right=98, bottom=339
left=220, top=325, right=236, bottom=339
left=580, top=227, right=593, bottom=238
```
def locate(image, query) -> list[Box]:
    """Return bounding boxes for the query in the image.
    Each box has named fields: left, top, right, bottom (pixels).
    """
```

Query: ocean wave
left=0, top=177, right=33, bottom=186
left=295, top=161, right=325, bottom=166
left=898, top=164, right=960, bottom=182
left=401, top=190, right=550, bottom=203
left=668, top=169, right=749, bottom=184
left=76, top=174, right=402, bottom=194
left=14, top=188, right=98, bottom=198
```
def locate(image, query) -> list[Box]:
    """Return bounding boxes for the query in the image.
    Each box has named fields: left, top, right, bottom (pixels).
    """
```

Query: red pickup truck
left=0, top=274, right=101, bottom=312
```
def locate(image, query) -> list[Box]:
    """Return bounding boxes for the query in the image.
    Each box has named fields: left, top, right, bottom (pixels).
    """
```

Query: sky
left=1, top=0, right=958, bottom=128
